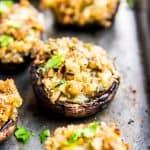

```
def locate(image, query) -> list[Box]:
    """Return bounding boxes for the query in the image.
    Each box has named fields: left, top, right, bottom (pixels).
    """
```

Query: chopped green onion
left=84, top=43, right=92, bottom=51
left=37, top=55, right=63, bottom=74
left=39, top=129, right=50, bottom=144
left=82, top=121, right=99, bottom=137
left=66, top=122, right=100, bottom=145
left=56, top=80, right=66, bottom=87
left=37, top=66, right=46, bottom=75
left=14, top=126, right=31, bottom=144
left=0, top=0, right=13, bottom=13
left=31, top=132, right=36, bottom=136
left=7, top=20, right=21, bottom=28
left=127, top=0, right=137, bottom=8
left=45, top=55, right=63, bottom=69
left=67, top=130, right=82, bottom=145
left=0, top=35, right=14, bottom=47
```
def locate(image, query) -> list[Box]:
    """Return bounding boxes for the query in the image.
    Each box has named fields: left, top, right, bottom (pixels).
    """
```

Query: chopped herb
left=84, top=43, right=92, bottom=51
left=0, top=0, right=13, bottom=13
left=127, top=0, right=137, bottom=8
left=56, top=80, right=66, bottom=87
left=66, top=122, right=100, bottom=145
left=37, top=55, right=63, bottom=74
left=67, top=130, right=82, bottom=145
left=39, top=129, right=50, bottom=144
left=0, top=35, right=14, bottom=47
left=31, top=132, right=36, bottom=136
left=45, top=55, right=63, bottom=69
left=82, top=121, right=99, bottom=137
left=37, top=66, right=46, bottom=75
left=7, top=20, right=21, bottom=28
left=14, top=126, right=31, bottom=144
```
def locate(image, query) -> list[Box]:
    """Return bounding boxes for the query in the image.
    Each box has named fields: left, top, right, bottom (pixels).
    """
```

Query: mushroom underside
left=0, top=120, right=16, bottom=143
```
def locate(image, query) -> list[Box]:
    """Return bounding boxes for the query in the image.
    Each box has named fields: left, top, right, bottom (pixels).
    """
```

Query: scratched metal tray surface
left=0, top=0, right=150, bottom=150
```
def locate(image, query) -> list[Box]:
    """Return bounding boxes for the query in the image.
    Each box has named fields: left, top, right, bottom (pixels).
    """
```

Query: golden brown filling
left=45, top=122, right=129, bottom=150
left=0, top=79, right=22, bottom=128
left=35, top=37, right=119, bottom=104
left=41, top=0, right=119, bottom=27
left=0, top=0, right=44, bottom=63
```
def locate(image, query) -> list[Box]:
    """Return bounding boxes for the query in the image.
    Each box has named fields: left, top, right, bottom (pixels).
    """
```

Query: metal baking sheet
left=0, top=0, right=150, bottom=150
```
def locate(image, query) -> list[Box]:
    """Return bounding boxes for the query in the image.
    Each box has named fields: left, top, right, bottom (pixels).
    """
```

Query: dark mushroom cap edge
left=0, top=120, right=16, bottom=143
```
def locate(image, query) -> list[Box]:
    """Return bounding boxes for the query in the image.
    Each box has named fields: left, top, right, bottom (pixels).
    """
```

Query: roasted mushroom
left=31, top=37, right=120, bottom=118
left=40, top=0, right=120, bottom=28
left=45, top=122, right=129, bottom=150
left=0, top=0, right=44, bottom=71
left=0, top=79, right=22, bottom=142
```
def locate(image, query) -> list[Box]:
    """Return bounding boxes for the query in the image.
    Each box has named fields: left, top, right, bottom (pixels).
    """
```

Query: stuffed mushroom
left=0, top=79, right=22, bottom=142
left=45, top=122, right=129, bottom=150
left=0, top=0, right=44, bottom=71
left=31, top=37, right=120, bottom=118
left=40, top=0, right=120, bottom=28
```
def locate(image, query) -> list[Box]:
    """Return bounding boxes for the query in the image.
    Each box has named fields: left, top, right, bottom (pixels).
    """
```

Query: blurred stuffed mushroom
left=45, top=122, right=129, bottom=150
left=31, top=37, right=120, bottom=118
left=0, top=79, right=22, bottom=143
left=0, top=0, right=44, bottom=71
left=40, top=0, right=120, bottom=28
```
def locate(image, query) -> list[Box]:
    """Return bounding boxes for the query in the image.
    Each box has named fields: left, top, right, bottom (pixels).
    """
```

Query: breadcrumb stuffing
left=45, top=122, right=129, bottom=150
left=0, top=79, right=22, bottom=128
left=35, top=37, right=120, bottom=104
left=40, top=0, right=119, bottom=27
left=0, top=0, right=44, bottom=63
